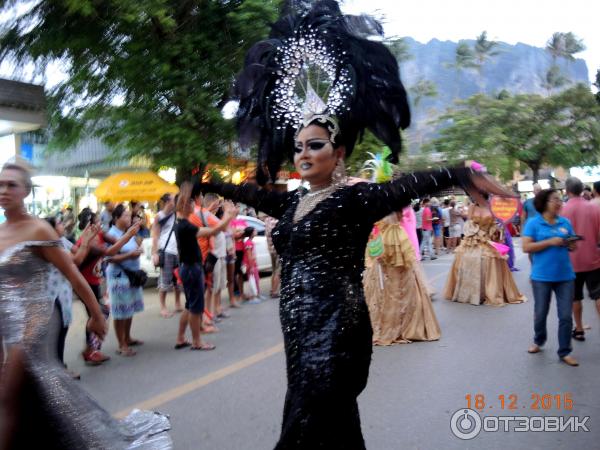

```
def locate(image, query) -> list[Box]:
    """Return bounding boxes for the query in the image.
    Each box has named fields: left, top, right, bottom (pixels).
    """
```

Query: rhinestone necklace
left=293, top=183, right=340, bottom=223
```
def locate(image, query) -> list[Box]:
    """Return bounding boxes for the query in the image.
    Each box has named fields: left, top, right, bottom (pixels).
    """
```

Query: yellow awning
left=94, top=171, right=178, bottom=203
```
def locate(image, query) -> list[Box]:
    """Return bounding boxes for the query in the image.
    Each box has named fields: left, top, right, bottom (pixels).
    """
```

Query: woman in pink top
left=230, top=216, right=248, bottom=300
left=243, top=227, right=261, bottom=303
left=420, top=198, right=436, bottom=260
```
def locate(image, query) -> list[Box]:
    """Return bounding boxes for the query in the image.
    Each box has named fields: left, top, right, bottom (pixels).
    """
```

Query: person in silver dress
left=0, top=163, right=171, bottom=449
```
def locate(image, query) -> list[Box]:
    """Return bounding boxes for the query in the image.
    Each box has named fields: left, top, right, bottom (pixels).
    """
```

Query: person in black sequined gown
left=210, top=2, right=515, bottom=446
left=198, top=124, right=510, bottom=449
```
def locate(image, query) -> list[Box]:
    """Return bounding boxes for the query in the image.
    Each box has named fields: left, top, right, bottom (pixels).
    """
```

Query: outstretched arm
left=355, top=166, right=513, bottom=225
left=33, top=222, right=107, bottom=340
left=194, top=182, right=293, bottom=220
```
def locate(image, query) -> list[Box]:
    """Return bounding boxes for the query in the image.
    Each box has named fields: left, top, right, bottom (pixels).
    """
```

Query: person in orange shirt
left=190, top=185, right=235, bottom=332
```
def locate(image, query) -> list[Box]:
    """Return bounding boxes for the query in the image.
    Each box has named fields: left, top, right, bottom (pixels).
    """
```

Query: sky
left=0, top=0, right=597, bottom=87
left=343, top=0, right=599, bottom=85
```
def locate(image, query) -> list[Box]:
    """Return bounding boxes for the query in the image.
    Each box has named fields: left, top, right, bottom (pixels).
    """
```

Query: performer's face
left=294, top=124, right=344, bottom=186
left=0, top=168, right=30, bottom=211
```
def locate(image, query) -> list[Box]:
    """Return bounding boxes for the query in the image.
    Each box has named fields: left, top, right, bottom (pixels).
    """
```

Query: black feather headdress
left=235, top=0, right=410, bottom=184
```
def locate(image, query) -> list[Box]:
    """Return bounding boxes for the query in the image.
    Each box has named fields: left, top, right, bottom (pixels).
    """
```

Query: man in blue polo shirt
left=522, top=183, right=542, bottom=227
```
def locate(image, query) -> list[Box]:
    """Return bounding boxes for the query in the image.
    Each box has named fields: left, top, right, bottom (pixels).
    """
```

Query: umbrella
left=94, top=171, right=178, bottom=203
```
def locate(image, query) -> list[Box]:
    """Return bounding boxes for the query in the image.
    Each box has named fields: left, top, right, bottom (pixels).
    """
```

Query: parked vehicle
left=236, top=215, right=271, bottom=273
left=140, top=237, right=160, bottom=286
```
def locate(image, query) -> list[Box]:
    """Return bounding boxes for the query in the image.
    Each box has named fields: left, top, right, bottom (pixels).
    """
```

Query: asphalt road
left=65, top=239, right=600, bottom=449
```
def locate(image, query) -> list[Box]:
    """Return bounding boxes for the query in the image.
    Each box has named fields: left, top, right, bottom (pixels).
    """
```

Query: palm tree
left=594, top=69, right=600, bottom=105
left=386, top=37, right=413, bottom=65
left=409, top=78, right=438, bottom=109
left=409, top=78, right=438, bottom=149
left=541, top=65, right=569, bottom=96
left=544, top=32, right=585, bottom=95
left=473, top=31, right=500, bottom=92
left=445, top=41, right=477, bottom=99
left=546, top=32, right=566, bottom=64
left=547, top=32, right=586, bottom=62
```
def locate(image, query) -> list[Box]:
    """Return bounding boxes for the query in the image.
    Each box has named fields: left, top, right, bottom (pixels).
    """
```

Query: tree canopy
left=594, top=69, right=600, bottom=104
left=427, top=84, right=600, bottom=182
left=0, top=0, right=280, bottom=182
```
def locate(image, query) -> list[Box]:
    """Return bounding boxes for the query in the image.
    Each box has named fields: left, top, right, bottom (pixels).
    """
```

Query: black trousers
left=54, top=300, right=69, bottom=366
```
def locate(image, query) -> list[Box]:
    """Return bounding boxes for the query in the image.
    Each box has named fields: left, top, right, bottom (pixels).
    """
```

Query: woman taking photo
left=522, top=189, right=579, bottom=367
left=195, top=3, right=512, bottom=447
left=174, top=183, right=237, bottom=351
left=105, top=204, right=145, bottom=357
left=73, top=207, right=140, bottom=364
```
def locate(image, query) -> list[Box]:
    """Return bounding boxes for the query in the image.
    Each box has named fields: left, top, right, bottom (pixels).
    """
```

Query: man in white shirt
left=442, top=198, right=451, bottom=251
left=100, top=201, right=114, bottom=233
left=200, top=193, right=230, bottom=320
left=151, top=193, right=182, bottom=318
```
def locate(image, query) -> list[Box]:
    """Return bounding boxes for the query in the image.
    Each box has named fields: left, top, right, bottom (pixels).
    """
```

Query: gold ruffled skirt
left=444, top=233, right=526, bottom=306
left=364, top=222, right=441, bottom=345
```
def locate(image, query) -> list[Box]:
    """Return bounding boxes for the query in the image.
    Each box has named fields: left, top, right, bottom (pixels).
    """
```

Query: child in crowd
left=243, top=227, right=261, bottom=304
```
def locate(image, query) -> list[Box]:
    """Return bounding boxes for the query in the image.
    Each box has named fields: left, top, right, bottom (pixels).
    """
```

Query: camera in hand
left=565, top=235, right=583, bottom=243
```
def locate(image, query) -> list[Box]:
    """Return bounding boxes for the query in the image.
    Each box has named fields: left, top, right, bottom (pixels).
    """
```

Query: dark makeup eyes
left=294, top=141, right=329, bottom=153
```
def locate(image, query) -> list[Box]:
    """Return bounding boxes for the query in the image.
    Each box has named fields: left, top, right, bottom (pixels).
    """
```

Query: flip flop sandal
left=174, top=342, right=192, bottom=350
left=190, top=344, right=216, bottom=351
left=572, top=329, right=585, bottom=341
left=116, top=348, right=137, bottom=357
left=201, top=326, right=219, bottom=334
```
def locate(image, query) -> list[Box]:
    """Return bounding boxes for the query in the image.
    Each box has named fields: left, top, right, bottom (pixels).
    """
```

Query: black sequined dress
left=202, top=169, right=470, bottom=449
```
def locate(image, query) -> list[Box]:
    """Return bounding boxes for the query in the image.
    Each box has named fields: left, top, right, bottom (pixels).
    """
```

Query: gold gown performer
left=364, top=210, right=441, bottom=345
left=444, top=196, right=526, bottom=306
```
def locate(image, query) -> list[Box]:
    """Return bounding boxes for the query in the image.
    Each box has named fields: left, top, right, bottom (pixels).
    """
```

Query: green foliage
left=409, top=78, right=438, bottom=109
left=542, top=65, right=570, bottom=95
left=429, top=85, right=600, bottom=182
left=345, top=130, right=385, bottom=175
left=449, top=41, right=478, bottom=70
left=345, top=128, right=434, bottom=179
left=385, top=37, right=413, bottom=64
left=594, top=69, right=600, bottom=105
left=543, top=32, right=585, bottom=98
left=546, top=32, right=586, bottom=62
left=0, top=0, right=281, bottom=182
left=444, top=41, right=477, bottom=99
left=472, top=31, right=501, bottom=92
left=474, top=31, right=500, bottom=67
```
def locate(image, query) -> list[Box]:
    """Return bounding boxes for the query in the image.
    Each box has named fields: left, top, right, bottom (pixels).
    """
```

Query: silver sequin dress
left=0, top=240, right=171, bottom=449
left=200, top=168, right=469, bottom=449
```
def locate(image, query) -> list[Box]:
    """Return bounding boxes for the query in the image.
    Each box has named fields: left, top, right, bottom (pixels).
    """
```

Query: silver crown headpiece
left=270, top=26, right=352, bottom=143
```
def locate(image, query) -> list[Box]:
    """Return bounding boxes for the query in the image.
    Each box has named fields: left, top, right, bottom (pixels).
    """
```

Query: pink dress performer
left=399, top=206, right=420, bottom=261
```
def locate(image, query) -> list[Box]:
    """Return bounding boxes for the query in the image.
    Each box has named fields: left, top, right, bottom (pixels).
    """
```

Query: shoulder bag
left=116, top=263, right=148, bottom=288
left=199, top=211, right=218, bottom=274
left=158, top=214, right=176, bottom=268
